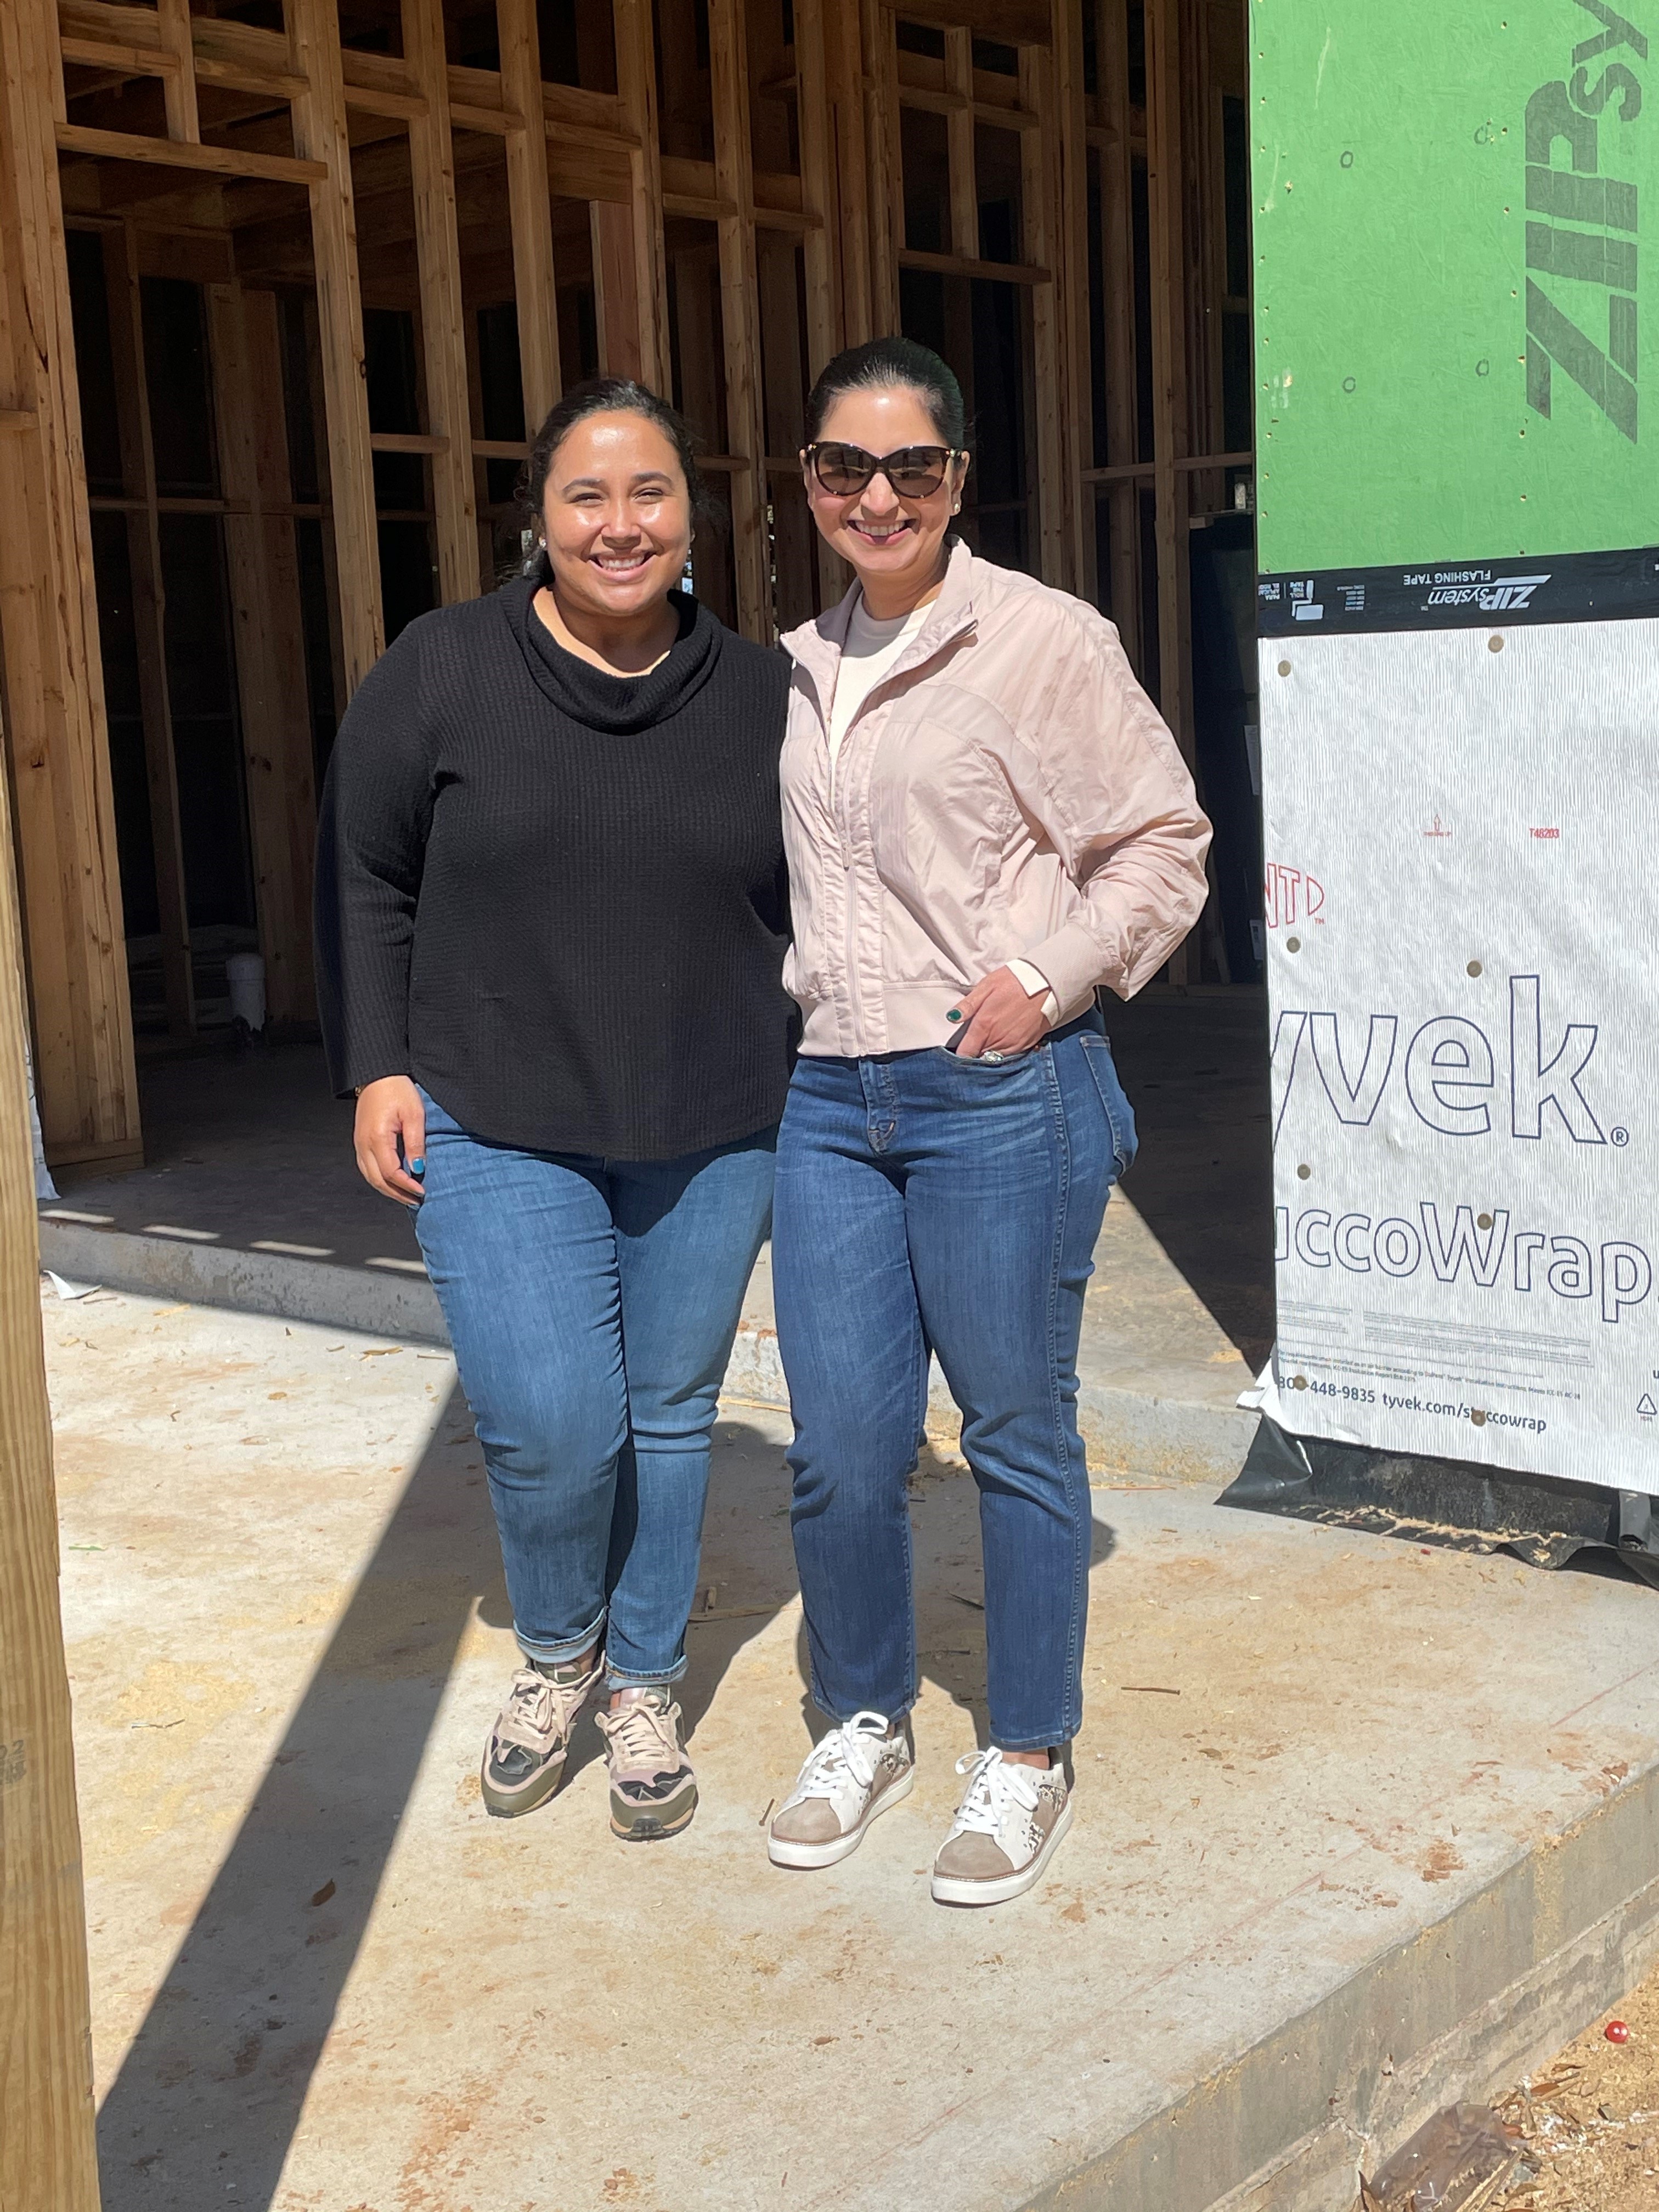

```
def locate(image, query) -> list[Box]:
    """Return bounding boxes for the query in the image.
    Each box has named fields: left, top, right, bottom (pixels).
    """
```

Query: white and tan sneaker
left=930, top=1746, right=1072, bottom=1905
left=768, top=1711, right=915, bottom=1869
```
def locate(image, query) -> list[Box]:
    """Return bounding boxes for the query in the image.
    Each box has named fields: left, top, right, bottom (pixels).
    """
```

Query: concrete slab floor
left=53, top=995, right=1271, bottom=1373
left=52, top=1283, right=1659, bottom=2212
left=44, top=994, right=1269, bottom=1480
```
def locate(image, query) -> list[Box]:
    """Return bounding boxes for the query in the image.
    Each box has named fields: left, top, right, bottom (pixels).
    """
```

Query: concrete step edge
left=1018, top=1758, right=1659, bottom=2212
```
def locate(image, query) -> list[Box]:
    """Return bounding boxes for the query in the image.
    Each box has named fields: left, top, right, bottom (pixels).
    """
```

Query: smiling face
left=801, top=385, right=968, bottom=611
left=539, top=411, right=693, bottom=622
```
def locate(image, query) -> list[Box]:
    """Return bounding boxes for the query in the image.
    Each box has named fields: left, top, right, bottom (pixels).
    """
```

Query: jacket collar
left=782, top=537, right=979, bottom=712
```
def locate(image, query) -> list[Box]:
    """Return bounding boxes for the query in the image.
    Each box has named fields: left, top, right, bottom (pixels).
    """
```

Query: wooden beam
left=403, top=0, right=480, bottom=603
left=58, top=31, right=180, bottom=81
left=0, top=725, right=100, bottom=2212
left=53, top=121, right=326, bottom=184
left=611, top=0, right=669, bottom=389
left=861, top=0, right=901, bottom=332
left=155, top=0, right=199, bottom=137
left=825, top=0, right=872, bottom=346
left=880, top=0, right=1050, bottom=43
left=57, top=0, right=164, bottom=54
left=1020, top=40, right=1067, bottom=587
left=591, top=200, right=645, bottom=380
left=794, top=0, right=848, bottom=605
left=708, top=0, right=770, bottom=638
left=496, top=0, right=560, bottom=438
left=1144, top=0, right=1193, bottom=983
left=898, top=84, right=1042, bottom=130
left=287, top=0, right=383, bottom=694
left=206, top=282, right=318, bottom=1025
left=300, top=292, right=349, bottom=730
left=896, top=245, right=1051, bottom=284
left=1050, top=0, right=1092, bottom=596
left=103, top=222, right=194, bottom=1036
left=794, top=0, right=839, bottom=364
left=944, top=29, right=978, bottom=261
left=0, top=0, right=140, bottom=1158
left=755, top=229, right=816, bottom=627
left=1145, top=0, right=1190, bottom=750
left=1095, top=0, right=1141, bottom=668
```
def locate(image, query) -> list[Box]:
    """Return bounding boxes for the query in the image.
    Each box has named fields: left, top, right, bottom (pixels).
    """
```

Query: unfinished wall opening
left=6, top=0, right=1260, bottom=1166
left=64, top=218, right=283, bottom=1039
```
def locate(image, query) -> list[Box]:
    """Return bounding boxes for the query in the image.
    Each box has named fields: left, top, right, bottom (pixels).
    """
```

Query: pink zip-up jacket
left=778, top=540, right=1213, bottom=1057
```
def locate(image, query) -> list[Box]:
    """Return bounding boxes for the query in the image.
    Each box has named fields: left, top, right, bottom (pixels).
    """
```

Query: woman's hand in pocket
left=949, top=967, right=1051, bottom=1058
left=354, top=1076, right=427, bottom=1205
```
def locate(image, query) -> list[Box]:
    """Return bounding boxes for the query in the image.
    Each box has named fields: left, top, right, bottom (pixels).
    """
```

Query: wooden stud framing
left=825, top=0, right=873, bottom=344
left=944, top=29, right=978, bottom=261
left=103, top=220, right=194, bottom=1037
left=1093, top=0, right=1142, bottom=672
left=707, top=0, right=769, bottom=637
left=1020, top=41, right=1067, bottom=586
left=0, top=0, right=139, bottom=1164
left=1144, top=0, right=1195, bottom=981
left=612, top=0, right=669, bottom=391
left=207, top=281, right=319, bottom=1025
left=795, top=0, right=839, bottom=363
left=592, top=201, right=646, bottom=380
left=287, top=0, right=383, bottom=694
left=403, top=0, right=481, bottom=602
left=497, top=0, right=561, bottom=437
left=155, top=0, right=200, bottom=139
left=11, top=0, right=1249, bottom=1060
left=0, top=749, right=100, bottom=2212
left=794, top=0, right=848, bottom=604
left=862, top=0, right=901, bottom=333
left=1051, top=0, right=1092, bottom=595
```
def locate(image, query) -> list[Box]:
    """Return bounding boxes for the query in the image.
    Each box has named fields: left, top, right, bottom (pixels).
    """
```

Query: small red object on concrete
left=1606, top=2019, right=1631, bottom=2044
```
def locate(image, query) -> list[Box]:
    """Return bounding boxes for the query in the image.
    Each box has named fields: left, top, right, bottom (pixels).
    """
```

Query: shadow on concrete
left=1102, top=990, right=1275, bottom=1369
left=96, top=1384, right=494, bottom=2208
left=95, top=1391, right=810, bottom=2209
left=95, top=1400, right=1127, bottom=2207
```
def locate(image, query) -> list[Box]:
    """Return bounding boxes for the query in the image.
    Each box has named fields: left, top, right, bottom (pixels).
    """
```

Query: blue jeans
left=771, top=1013, right=1135, bottom=1751
left=413, top=1092, right=776, bottom=1686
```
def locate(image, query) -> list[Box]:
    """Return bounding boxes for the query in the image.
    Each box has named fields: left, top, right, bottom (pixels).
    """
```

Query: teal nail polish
left=945, top=1008, right=962, bottom=1023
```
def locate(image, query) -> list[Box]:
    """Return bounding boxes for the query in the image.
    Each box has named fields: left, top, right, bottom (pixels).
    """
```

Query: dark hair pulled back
left=803, top=335, right=967, bottom=448
left=521, top=377, right=708, bottom=526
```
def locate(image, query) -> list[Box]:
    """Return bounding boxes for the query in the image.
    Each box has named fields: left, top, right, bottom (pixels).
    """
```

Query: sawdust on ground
left=1497, top=1959, right=1659, bottom=2209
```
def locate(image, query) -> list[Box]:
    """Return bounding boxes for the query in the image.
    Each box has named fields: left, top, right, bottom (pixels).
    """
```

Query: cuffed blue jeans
left=413, top=1091, right=776, bottom=1687
left=771, top=1012, right=1135, bottom=1751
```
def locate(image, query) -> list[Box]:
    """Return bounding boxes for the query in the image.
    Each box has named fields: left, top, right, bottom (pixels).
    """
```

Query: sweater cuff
left=339, top=1057, right=412, bottom=1102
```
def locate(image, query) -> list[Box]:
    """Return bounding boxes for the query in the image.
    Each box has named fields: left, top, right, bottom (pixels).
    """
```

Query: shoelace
left=951, top=1745, right=1041, bottom=1836
left=788, top=1710, right=891, bottom=1802
left=495, top=1665, right=588, bottom=1752
left=596, top=1696, right=679, bottom=1768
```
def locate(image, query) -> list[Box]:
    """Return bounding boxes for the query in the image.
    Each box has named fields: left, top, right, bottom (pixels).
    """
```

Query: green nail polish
left=946, top=1008, right=962, bottom=1022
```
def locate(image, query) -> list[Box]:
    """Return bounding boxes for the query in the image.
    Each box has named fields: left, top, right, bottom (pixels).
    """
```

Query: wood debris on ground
left=1493, top=1966, right=1659, bottom=2209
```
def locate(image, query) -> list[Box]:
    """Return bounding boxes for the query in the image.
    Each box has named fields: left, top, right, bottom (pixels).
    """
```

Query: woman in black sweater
left=314, top=381, right=791, bottom=1841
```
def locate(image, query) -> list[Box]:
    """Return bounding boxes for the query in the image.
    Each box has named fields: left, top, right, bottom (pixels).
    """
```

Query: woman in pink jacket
left=765, top=336, right=1211, bottom=1905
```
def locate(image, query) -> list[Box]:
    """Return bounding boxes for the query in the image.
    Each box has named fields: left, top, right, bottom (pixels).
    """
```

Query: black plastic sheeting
left=1220, top=1417, right=1659, bottom=1587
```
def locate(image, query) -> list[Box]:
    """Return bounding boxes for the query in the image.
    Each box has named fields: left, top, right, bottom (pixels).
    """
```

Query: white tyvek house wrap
left=1254, top=617, right=1659, bottom=1492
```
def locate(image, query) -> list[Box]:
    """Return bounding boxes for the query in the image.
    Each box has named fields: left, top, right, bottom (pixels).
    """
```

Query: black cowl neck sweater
left=314, top=573, right=793, bottom=1159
